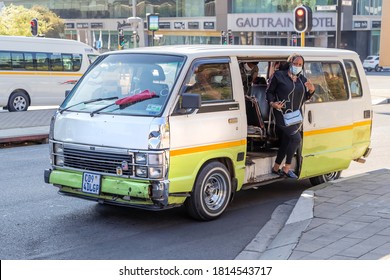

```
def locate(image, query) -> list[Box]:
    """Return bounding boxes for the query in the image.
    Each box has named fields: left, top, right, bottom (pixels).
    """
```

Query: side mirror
left=65, top=90, right=71, bottom=98
left=181, top=93, right=201, bottom=109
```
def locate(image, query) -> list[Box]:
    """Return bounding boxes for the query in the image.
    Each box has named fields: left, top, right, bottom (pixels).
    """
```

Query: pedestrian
left=266, top=53, right=315, bottom=178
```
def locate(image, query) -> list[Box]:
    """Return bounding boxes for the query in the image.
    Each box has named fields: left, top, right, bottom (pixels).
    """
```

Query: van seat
left=251, top=85, right=269, bottom=121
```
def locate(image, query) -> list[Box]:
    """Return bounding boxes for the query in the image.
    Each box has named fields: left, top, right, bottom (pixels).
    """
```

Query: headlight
left=149, top=167, right=163, bottom=179
left=148, top=153, right=163, bottom=165
left=55, top=156, right=64, bottom=166
left=135, top=153, right=147, bottom=164
left=135, top=166, right=148, bottom=178
left=54, top=143, right=64, bottom=154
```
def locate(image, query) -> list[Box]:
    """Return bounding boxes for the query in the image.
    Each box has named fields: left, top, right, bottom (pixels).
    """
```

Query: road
left=0, top=144, right=310, bottom=259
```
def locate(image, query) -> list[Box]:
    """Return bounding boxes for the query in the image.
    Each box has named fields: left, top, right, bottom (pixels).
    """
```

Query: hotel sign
left=228, top=13, right=337, bottom=32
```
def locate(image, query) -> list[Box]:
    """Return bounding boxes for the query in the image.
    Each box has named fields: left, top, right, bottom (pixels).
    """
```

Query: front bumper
left=44, top=168, right=175, bottom=210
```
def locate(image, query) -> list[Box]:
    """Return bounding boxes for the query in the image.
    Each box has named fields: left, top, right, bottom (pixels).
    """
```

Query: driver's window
left=183, top=62, right=233, bottom=103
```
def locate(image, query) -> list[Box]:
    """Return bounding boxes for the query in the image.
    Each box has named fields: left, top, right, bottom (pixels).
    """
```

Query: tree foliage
left=0, top=4, right=64, bottom=38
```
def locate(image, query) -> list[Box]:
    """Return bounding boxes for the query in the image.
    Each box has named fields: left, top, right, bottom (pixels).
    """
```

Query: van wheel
left=185, top=161, right=231, bottom=221
left=8, top=91, right=29, bottom=112
left=309, top=171, right=341, bottom=186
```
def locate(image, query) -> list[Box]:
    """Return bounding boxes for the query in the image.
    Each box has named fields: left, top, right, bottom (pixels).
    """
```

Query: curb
left=257, top=190, right=314, bottom=260
left=0, top=134, right=48, bottom=144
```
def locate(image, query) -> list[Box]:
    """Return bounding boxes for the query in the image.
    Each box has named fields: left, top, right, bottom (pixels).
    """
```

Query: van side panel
left=168, top=140, right=247, bottom=193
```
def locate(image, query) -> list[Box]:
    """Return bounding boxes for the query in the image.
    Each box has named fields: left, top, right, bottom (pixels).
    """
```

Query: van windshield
left=61, top=53, right=185, bottom=116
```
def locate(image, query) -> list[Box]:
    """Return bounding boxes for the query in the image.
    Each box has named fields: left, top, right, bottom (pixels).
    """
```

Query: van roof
left=107, top=44, right=358, bottom=60
left=0, top=35, right=93, bottom=47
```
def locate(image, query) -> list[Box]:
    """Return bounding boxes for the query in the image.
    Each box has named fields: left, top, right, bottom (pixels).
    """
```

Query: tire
left=8, top=91, right=29, bottom=112
left=309, top=171, right=342, bottom=186
left=375, top=65, right=382, bottom=72
left=185, top=161, right=232, bottom=221
left=367, top=68, right=372, bottom=72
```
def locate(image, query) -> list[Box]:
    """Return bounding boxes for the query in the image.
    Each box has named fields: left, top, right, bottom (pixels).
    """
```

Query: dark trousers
left=275, top=125, right=301, bottom=165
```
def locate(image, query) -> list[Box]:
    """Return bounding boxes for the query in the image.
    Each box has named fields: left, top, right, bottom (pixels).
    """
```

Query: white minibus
left=44, top=45, right=372, bottom=220
left=0, top=36, right=99, bottom=111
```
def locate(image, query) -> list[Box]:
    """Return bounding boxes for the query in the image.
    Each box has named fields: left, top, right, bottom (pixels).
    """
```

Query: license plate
left=82, top=172, right=101, bottom=195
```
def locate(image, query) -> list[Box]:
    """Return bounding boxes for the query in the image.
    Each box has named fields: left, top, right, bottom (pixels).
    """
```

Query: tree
left=0, top=4, right=64, bottom=38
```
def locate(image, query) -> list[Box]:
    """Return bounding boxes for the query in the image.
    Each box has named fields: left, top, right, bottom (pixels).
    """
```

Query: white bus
left=0, top=36, right=99, bottom=111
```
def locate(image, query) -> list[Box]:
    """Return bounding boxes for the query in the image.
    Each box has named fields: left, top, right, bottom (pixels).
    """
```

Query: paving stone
left=339, top=235, right=390, bottom=258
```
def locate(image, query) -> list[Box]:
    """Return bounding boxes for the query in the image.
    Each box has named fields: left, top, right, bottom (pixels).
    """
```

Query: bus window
left=0, top=51, right=12, bottom=70
left=36, top=53, right=49, bottom=71
left=62, top=54, right=73, bottom=71
left=73, top=54, right=82, bottom=71
left=11, top=52, right=25, bottom=69
left=50, top=53, right=63, bottom=71
left=24, top=53, right=35, bottom=70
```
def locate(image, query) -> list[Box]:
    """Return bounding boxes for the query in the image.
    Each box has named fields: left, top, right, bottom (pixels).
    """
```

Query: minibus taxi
left=44, top=45, right=372, bottom=220
left=0, top=35, right=99, bottom=111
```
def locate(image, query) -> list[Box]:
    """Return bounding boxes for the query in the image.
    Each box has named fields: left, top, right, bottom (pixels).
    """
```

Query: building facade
left=1, top=0, right=383, bottom=59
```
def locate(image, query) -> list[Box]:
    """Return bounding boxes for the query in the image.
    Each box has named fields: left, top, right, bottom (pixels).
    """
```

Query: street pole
left=301, top=32, right=305, bottom=47
left=336, top=0, right=342, bottom=48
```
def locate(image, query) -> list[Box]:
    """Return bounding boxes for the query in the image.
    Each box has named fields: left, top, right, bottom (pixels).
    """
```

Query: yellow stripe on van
left=0, top=71, right=83, bottom=77
left=304, top=120, right=372, bottom=137
left=170, top=139, right=247, bottom=157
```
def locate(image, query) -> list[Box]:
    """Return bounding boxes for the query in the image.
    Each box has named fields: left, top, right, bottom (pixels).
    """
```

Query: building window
left=354, top=0, right=382, bottom=15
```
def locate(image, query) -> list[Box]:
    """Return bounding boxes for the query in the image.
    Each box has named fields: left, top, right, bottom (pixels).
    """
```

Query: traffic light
left=118, top=29, right=125, bottom=48
left=293, top=5, right=312, bottom=33
left=228, top=29, right=234, bottom=45
left=30, top=18, right=38, bottom=36
left=221, top=31, right=227, bottom=45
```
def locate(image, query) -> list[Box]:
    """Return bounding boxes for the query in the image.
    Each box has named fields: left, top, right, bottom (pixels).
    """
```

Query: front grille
left=63, top=147, right=133, bottom=176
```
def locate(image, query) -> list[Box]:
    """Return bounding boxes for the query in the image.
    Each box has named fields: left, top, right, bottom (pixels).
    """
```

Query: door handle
left=228, top=118, right=238, bottom=124
left=308, top=110, right=312, bottom=124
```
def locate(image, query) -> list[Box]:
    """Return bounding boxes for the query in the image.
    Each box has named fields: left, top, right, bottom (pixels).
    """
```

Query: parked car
left=363, top=55, right=382, bottom=72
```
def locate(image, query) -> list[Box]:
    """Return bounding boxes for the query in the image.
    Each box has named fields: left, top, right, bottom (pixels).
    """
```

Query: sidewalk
left=237, top=169, right=390, bottom=260
left=0, top=109, right=55, bottom=144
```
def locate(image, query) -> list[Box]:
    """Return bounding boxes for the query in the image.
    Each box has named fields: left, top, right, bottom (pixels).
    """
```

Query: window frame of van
left=62, top=53, right=186, bottom=117
left=181, top=58, right=234, bottom=104
left=304, top=61, right=349, bottom=103
left=344, top=59, right=363, bottom=98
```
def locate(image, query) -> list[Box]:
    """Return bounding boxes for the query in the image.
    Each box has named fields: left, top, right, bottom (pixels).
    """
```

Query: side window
left=344, top=60, right=362, bottom=98
left=73, top=54, right=82, bottom=71
left=36, top=53, right=49, bottom=71
left=11, top=52, right=25, bottom=69
left=183, top=62, right=233, bottom=103
left=62, top=54, right=73, bottom=71
left=50, top=53, right=63, bottom=71
left=0, top=51, right=12, bottom=70
left=24, top=53, right=35, bottom=70
left=305, top=61, right=348, bottom=102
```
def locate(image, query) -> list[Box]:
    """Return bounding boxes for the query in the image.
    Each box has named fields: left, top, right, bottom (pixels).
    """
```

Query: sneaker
left=282, top=169, right=298, bottom=179
left=271, top=169, right=282, bottom=176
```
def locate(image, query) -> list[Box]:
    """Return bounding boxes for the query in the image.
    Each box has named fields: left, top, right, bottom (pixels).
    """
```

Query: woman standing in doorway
left=266, top=53, right=316, bottom=178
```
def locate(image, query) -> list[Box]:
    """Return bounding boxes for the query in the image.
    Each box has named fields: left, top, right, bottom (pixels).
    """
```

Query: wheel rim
left=13, top=96, right=27, bottom=111
left=323, top=172, right=339, bottom=181
left=202, top=173, right=228, bottom=211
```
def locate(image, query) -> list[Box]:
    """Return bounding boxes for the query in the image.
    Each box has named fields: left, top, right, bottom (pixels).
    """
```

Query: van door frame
left=299, top=58, right=354, bottom=179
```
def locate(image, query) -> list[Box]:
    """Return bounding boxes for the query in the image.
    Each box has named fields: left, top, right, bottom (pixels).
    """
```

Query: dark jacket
left=266, top=70, right=314, bottom=127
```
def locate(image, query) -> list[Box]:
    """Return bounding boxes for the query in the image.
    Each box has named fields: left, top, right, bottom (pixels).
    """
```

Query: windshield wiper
left=59, top=96, right=118, bottom=114
left=90, top=90, right=158, bottom=117
left=116, top=90, right=158, bottom=109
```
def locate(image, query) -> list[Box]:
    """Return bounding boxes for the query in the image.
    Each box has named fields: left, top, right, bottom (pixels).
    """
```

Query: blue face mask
left=290, top=65, right=302, bottom=76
